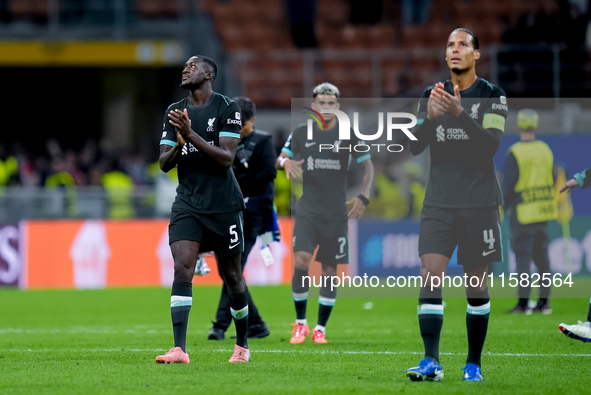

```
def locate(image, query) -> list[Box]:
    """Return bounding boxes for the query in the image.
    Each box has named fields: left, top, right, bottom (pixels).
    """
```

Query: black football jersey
left=160, top=92, right=245, bottom=214
left=411, top=78, right=507, bottom=208
left=283, top=122, right=371, bottom=219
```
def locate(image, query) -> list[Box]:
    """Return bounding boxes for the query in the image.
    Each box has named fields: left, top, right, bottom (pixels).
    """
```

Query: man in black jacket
left=208, top=96, right=277, bottom=340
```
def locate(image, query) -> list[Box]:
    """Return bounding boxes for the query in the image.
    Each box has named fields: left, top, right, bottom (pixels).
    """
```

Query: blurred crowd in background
left=0, top=135, right=427, bottom=220
left=1, top=0, right=590, bottom=220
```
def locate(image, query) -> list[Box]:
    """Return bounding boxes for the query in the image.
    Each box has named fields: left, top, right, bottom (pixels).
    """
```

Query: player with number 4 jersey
left=405, top=29, right=507, bottom=383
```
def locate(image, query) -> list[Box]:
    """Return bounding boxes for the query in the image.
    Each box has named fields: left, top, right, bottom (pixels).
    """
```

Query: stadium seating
left=6, top=0, right=588, bottom=104
left=136, top=0, right=181, bottom=18
left=9, top=0, right=48, bottom=22
left=200, top=0, right=538, bottom=106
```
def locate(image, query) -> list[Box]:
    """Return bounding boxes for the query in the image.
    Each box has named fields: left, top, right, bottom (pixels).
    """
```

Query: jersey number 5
left=229, top=224, right=239, bottom=243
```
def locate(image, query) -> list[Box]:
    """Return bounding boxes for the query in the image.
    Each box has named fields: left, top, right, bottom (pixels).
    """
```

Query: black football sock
left=466, top=289, right=491, bottom=367
left=171, top=281, right=192, bottom=352
left=587, top=299, right=591, bottom=322
left=418, top=287, right=443, bottom=364
left=229, top=286, right=249, bottom=349
left=292, top=268, right=309, bottom=322
left=317, top=276, right=337, bottom=330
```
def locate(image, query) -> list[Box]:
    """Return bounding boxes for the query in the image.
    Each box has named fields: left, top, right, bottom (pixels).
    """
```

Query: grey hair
left=313, top=82, right=340, bottom=98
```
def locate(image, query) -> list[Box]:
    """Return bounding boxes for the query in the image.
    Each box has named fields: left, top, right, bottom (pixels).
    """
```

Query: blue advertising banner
left=353, top=217, right=591, bottom=279
left=353, top=220, right=463, bottom=278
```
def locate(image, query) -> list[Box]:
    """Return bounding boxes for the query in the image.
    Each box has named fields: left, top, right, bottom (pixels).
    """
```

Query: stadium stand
left=202, top=0, right=570, bottom=105
left=0, top=0, right=588, bottom=216
left=3, top=0, right=589, bottom=103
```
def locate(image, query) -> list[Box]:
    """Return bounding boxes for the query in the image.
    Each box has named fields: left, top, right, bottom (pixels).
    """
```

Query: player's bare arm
left=276, top=152, right=304, bottom=179
left=346, top=159, right=374, bottom=219
left=159, top=132, right=185, bottom=172
left=560, top=178, right=579, bottom=193
left=168, top=108, right=237, bottom=168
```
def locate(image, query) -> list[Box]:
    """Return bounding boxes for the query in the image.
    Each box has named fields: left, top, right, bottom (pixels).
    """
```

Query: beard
left=450, top=66, right=467, bottom=75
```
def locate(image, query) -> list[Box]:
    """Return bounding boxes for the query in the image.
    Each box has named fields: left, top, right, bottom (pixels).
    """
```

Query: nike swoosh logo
left=305, top=142, right=316, bottom=147
left=229, top=243, right=240, bottom=249
left=335, top=253, right=346, bottom=259
left=482, top=250, right=496, bottom=256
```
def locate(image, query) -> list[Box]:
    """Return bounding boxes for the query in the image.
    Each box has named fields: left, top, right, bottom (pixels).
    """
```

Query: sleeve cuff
left=219, top=131, right=240, bottom=139
left=574, top=171, right=587, bottom=188
left=160, top=139, right=176, bottom=147
left=281, top=147, right=293, bottom=158
left=356, top=154, right=371, bottom=164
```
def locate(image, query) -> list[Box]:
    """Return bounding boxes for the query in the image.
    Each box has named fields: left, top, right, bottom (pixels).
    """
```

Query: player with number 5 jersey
left=155, top=55, right=250, bottom=365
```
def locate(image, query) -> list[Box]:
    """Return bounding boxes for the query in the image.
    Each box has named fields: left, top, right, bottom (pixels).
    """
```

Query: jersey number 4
left=483, top=229, right=495, bottom=249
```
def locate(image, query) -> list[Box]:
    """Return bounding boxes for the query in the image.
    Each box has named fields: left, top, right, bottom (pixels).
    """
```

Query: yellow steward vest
left=508, top=140, right=557, bottom=224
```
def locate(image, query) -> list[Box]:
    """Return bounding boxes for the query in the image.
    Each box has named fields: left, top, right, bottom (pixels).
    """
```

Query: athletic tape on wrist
left=357, top=194, right=369, bottom=207
left=279, top=156, right=288, bottom=168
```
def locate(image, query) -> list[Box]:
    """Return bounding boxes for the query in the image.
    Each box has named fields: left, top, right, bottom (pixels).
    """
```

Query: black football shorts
left=293, top=214, right=349, bottom=266
left=169, top=208, right=244, bottom=255
left=418, top=205, right=502, bottom=267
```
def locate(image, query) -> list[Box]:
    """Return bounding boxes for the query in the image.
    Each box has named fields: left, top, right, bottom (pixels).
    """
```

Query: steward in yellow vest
left=45, top=157, right=77, bottom=218
left=101, top=159, right=136, bottom=219
left=503, top=109, right=556, bottom=314
left=0, top=155, right=19, bottom=187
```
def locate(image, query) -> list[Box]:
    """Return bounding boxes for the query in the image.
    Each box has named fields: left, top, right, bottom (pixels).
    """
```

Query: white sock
left=296, top=319, right=307, bottom=325
left=314, top=325, right=326, bottom=333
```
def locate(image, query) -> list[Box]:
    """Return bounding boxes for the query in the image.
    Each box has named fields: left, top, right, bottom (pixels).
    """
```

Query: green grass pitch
left=0, top=285, right=589, bottom=394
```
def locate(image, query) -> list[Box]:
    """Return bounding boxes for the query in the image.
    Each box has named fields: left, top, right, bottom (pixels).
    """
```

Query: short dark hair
left=232, top=96, right=256, bottom=121
left=196, top=55, right=218, bottom=80
left=451, top=28, right=479, bottom=50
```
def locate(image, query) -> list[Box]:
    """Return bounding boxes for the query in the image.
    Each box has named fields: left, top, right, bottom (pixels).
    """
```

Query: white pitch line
left=0, top=328, right=564, bottom=335
left=0, top=349, right=589, bottom=357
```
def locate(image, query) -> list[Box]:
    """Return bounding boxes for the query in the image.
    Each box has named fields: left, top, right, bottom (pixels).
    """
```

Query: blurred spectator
left=0, top=143, right=20, bottom=187
left=556, top=0, right=590, bottom=47
left=402, top=160, right=426, bottom=219
left=100, top=157, right=136, bottom=219
left=14, top=145, right=40, bottom=187
left=501, top=0, right=559, bottom=44
left=63, top=149, right=85, bottom=185
left=147, top=157, right=178, bottom=217
left=501, top=0, right=589, bottom=46
left=400, top=0, right=433, bottom=26
left=0, top=0, right=11, bottom=24
left=274, top=170, right=295, bottom=217
left=557, top=0, right=590, bottom=96
left=497, top=0, right=588, bottom=97
left=350, top=0, right=383, bottom=24
left=272, top=127, right=295, bottom=216
left=45, top=156, right=78, bottom=218
left=78, top=139, right=103, bottom=184
left=286, top=0, right=318, bottom=48
left=366, top=160, right=403, bottom=219
left=366, top=159, right=425, bottom=219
